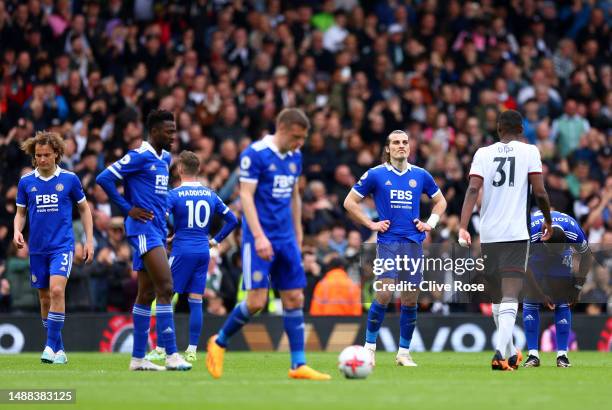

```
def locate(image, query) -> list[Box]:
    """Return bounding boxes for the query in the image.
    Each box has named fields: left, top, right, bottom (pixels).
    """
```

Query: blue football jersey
left=103, top=141, right=171, bottom=237
left=239, top=135, right=302, bottom=242
left=168, top=182, right=231, bottom=254
left=352, top=163, right=440, bottom=243
left=16, top=167, right=86, bottom=254
left=530, top=210, right=588, bottom=261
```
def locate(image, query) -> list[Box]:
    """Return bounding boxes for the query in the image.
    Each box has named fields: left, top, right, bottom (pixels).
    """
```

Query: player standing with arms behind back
left=459, top=110, right=553, bottom=371
left=344, top=130, right=446, bottom=367
left=14, top=131, right=94, bottom=364
left=206, top=108, right=331, bottom=380
left=96, top=110, right=191, bottom=371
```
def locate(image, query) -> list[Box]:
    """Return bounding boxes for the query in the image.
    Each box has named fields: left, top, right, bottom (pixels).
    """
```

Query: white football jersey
left=469, top=140, right=542, bottom=243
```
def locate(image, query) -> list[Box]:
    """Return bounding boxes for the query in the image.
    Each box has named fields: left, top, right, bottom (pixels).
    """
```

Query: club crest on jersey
left=409, top=179, right=417, bottom=188
left=30, top=186, right=37, bottom=192
left=289, top=162, right=297, bottom=173
left=55, top=183, right=64, bottom=192
left=241, top=156, right=251, bottom=170
left=253, top=271, right=263, bottom=281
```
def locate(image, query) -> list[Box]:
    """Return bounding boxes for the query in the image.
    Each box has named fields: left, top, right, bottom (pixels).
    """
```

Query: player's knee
left=246, top=297, right=266, bottom=313
left=49, top=285, right=64, bottom=301
left=155, top=284, right=174, bottom=302
left=375, top=291, right=393, bottom=305
left=282, top=291, right=304, bottom=309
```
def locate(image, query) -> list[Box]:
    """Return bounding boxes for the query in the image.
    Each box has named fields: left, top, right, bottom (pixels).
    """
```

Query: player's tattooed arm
left=13, top=206, right=26, bottom=249
left=458, top=175, right=482, bottom=246
left=78, top=200, right=95, bottom=263
left=528, top=173, right=553, bottom=241
left=343, top=190, right=390, bottom=233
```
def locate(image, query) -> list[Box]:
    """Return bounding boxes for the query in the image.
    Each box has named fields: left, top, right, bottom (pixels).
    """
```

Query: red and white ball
left=338, top=345, right=373, bottom=379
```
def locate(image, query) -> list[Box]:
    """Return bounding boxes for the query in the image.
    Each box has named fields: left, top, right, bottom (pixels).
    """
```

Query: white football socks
left=496, top=302, right=518, bottom=358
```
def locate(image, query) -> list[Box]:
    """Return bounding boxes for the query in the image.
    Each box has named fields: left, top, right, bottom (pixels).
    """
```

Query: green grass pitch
left=1, top=352, right=610, bottom=410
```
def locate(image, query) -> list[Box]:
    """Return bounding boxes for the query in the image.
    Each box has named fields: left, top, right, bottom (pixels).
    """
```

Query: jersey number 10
left=492, top=157, right=515, bottom=187
left=186, top=200, right=211, bottom=228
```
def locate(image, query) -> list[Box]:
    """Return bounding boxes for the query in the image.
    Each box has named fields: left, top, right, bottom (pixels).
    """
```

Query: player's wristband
left=210, top=239, right=218, bottom=247
left=426, top=214, right=440, bottom=229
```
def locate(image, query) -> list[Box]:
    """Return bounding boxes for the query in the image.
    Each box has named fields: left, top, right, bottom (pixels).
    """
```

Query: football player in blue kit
left=97, top=110, right=191, bottom=371
left=523, top=211, right=592, bottom=368
left=147, top=150, right=237, bottom=362
left=14, top=131, right=94, bottom=364
left=206, top=108, right=331, bottom=380
left=344, top=130, right=447, bottom=367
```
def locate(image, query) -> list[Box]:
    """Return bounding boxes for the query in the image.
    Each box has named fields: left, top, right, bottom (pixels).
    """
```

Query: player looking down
left=97, top=110, right=191, bottom=371
left=523, top=211, right=592, bottom=368
left=206, top=108, right=331, bottom=380
left=14, top=131, right=94, bottom=365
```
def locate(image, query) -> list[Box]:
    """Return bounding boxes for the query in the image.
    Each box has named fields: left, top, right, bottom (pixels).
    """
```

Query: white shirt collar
left=35, top=166, right=62, bottom=181
left=141, top=141, right=165, bottom=160
left=180, top=181, right=203, bottom=187
left=385, top=162, right=412, bottom=176
left=264, top=134, right=293, bottom=159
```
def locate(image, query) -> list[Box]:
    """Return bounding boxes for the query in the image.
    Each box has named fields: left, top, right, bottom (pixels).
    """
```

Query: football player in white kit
left=458, top=110, right=553, bottom=371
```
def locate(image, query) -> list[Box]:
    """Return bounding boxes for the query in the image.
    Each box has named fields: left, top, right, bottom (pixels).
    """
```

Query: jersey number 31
left=493, top=157, right=515, bottom=187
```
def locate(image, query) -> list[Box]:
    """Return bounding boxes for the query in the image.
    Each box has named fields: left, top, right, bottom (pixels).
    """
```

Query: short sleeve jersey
left=16, top=167, right=86, bottom=254
left=351, top=163, right=441, bottom=244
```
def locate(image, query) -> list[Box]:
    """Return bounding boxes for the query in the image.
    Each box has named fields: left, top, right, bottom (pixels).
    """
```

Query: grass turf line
left=1, top=352, right=610, bottom=410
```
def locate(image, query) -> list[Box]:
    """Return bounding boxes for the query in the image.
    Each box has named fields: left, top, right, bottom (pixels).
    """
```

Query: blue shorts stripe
left=67, top=251, right=73, bottom=278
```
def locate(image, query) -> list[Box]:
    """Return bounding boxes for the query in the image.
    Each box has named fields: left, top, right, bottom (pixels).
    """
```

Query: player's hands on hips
left=369, top=220, right=390, bottom=233
left=83, top=240, right=94, bottom=264
left=541, top=220, right=553, bottom=241
left=128, top=207, right=154, bottom=222
left=255, top=234, right=274, bottom=261
left=458, top=228, right=471, bottom=247
left=413, top=219, right=432, bottom=232
left=13, top=231, right=25, bottom=249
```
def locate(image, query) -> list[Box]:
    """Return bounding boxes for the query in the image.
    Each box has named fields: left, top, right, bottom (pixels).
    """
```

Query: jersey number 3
left=186, top=200, right=211, bottom=228
left=492, top=157, right=515, bottom=187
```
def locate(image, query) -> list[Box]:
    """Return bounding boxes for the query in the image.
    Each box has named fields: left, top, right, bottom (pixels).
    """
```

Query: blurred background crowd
left=0, top=0, right=609, bottom=316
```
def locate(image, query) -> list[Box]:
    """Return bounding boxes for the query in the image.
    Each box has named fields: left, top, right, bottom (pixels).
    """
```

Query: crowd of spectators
left=0, top=0, right=610, bottom=316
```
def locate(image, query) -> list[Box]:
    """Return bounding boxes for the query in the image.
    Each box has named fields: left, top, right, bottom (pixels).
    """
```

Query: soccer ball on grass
left=338, top=345, right=373, bottom=379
